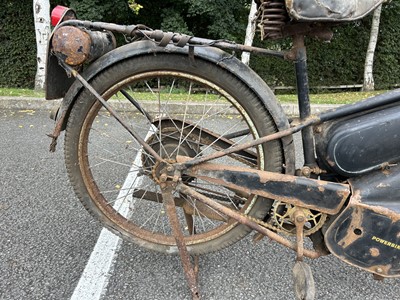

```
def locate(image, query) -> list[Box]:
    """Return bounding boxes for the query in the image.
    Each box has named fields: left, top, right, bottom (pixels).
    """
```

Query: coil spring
left=257, top=0, right=288, bottom=40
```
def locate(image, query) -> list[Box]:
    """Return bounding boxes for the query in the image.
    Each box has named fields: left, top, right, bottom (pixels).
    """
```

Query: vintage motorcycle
left=45, top=1, right=399, bottom=299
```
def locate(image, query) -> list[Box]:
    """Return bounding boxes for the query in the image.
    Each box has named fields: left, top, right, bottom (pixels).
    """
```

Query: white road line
left=71, top=128, right=154, bottom=300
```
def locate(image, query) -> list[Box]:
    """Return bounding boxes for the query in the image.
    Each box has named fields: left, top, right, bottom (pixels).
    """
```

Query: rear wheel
left=64, top=54, right=284, bottom=254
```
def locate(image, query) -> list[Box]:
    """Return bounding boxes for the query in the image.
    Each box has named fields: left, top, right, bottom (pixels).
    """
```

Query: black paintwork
left=45, top=54, right=75, bottom=100
left=294, top=44, right=316, bottom=167
left=325, top=165, right=400, bottom=277
left=196, top=169, right=349, bottom=214
left=325, top=206, right=400, bottom=277
left=350, top=164, right=400, bottom=214
left=317, top=104, right=400, bottom=177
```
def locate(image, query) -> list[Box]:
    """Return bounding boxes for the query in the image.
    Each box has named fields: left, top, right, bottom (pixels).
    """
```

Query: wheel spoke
left=65, top=55, right=283, bottom=254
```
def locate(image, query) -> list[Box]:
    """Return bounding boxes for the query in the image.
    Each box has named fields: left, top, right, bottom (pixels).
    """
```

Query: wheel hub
left=142, top=125, right=199, bottom=184
left=151, top=160, right=177, bottom=184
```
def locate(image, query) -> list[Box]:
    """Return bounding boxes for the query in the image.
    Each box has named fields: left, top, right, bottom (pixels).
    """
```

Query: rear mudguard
left=51, top=40, right=295, bottom=174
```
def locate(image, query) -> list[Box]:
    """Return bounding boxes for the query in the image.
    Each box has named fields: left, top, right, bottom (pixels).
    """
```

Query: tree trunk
left=33, top=0, right=51, bottom=90
left=241, top=1, right=258, bottom=66
left=363, top=4, right=382, bottom=91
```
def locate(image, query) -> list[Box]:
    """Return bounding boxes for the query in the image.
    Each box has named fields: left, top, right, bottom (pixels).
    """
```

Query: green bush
left=373, top=1, right=400, bottom=89
left=250, top=3, right=400, bottom=90
left=0, top=1, right=398, bottom=89
left=0, top=1, right=36, bottom=88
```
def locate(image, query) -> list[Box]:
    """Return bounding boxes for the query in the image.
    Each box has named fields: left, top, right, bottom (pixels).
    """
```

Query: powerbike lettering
left=371, top=236, right=400, bottom=250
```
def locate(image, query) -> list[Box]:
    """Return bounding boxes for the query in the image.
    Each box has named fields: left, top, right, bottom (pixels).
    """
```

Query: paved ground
left=0, top=96, right=339, bottom=117
left=0, top=106, right=399, bottom=300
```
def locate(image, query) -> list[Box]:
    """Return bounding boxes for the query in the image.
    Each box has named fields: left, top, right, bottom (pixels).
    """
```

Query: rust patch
left=366, top=264, right=393, bottom=278
left=178, top=156, right=350, bottom=215
left=357, top=202, right=400, bottom=222
left=370, top=247, right=380, bottom=257
left=52, top=26, right=91, bottom=66
left=162, top=186, right=200, bottom=299
left=337, top=207, right=363, bottom=248
left=178, top=183, right=321, bottom=259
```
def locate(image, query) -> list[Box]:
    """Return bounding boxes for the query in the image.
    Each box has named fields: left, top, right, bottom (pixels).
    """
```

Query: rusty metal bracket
left=178, top=183, right=321, bottom=259
left=177, top=156, right=350, bottom=215
left=292, top=208, right=316, bottom=299
left=162, top=185, right=200, bottom=300
left=57, top=20, right=287, bottom=59
left=178, top=117, right=319, bottom=169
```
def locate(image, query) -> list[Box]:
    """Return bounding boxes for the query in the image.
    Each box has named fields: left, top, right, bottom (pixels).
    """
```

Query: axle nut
left=160, top=174, right=168, bottom=182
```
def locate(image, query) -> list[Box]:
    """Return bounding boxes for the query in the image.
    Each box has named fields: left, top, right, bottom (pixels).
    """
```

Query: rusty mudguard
left=325, top=165, right=400, bottom=277
left=45, top=40, right=296, bottom=174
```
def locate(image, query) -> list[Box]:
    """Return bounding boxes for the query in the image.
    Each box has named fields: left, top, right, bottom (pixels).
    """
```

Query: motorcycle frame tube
left=293, top=35, right=317, bottom=167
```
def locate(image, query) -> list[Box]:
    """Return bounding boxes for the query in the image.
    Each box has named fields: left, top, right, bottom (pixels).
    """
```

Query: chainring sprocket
left=271, top=201, right=327, bottom=236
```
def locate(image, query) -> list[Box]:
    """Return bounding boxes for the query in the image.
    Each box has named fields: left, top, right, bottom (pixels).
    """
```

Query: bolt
left=296, top=215, right=305, bottom=223
left=160, top=174, right=168, bottom=182
left=302, top=166, right=311, bottom=177
left=285, top=51, right=296, bottom=61
left=167, top=165, right=174, bottom=172
left=314, top=126, right=323, bottom=134
left=376, top=267, right=383, bottom=273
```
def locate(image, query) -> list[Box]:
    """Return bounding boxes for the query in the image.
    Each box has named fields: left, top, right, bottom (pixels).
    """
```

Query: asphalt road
left=1, top=108, right=399, bottom=300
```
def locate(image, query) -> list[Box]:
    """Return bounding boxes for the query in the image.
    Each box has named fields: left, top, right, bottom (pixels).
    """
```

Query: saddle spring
left=257, top=0, right=289, bottom=40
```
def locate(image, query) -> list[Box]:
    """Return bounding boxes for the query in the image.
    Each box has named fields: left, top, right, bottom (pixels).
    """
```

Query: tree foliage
left=127, top=0, right=142, bottom=15
left=373, top=0, right=400, bottom=89
left=0, top=0, right=37, bottom=88
left=250, top=2, right=400, bottom=90
left=1, top=0, right=399, bottom=89
left=134, top=0, right=250, bottom=40
left=61, top=0, right=136, bottom=23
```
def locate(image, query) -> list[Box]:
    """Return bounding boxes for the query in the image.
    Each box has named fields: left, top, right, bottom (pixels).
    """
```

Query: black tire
left=64, top=53, right=284, bottom=254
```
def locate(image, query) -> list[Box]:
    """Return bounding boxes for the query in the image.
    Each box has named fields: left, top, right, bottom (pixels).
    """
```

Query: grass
left=0, top=87, right=387, bottom=105
left=0, top=88, right=45, bottom=97
left=277, top=90, right=386, bottom=105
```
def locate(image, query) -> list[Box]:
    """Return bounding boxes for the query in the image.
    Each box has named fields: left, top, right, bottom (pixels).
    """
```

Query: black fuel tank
left=316, top=105, right=400, bottom=177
